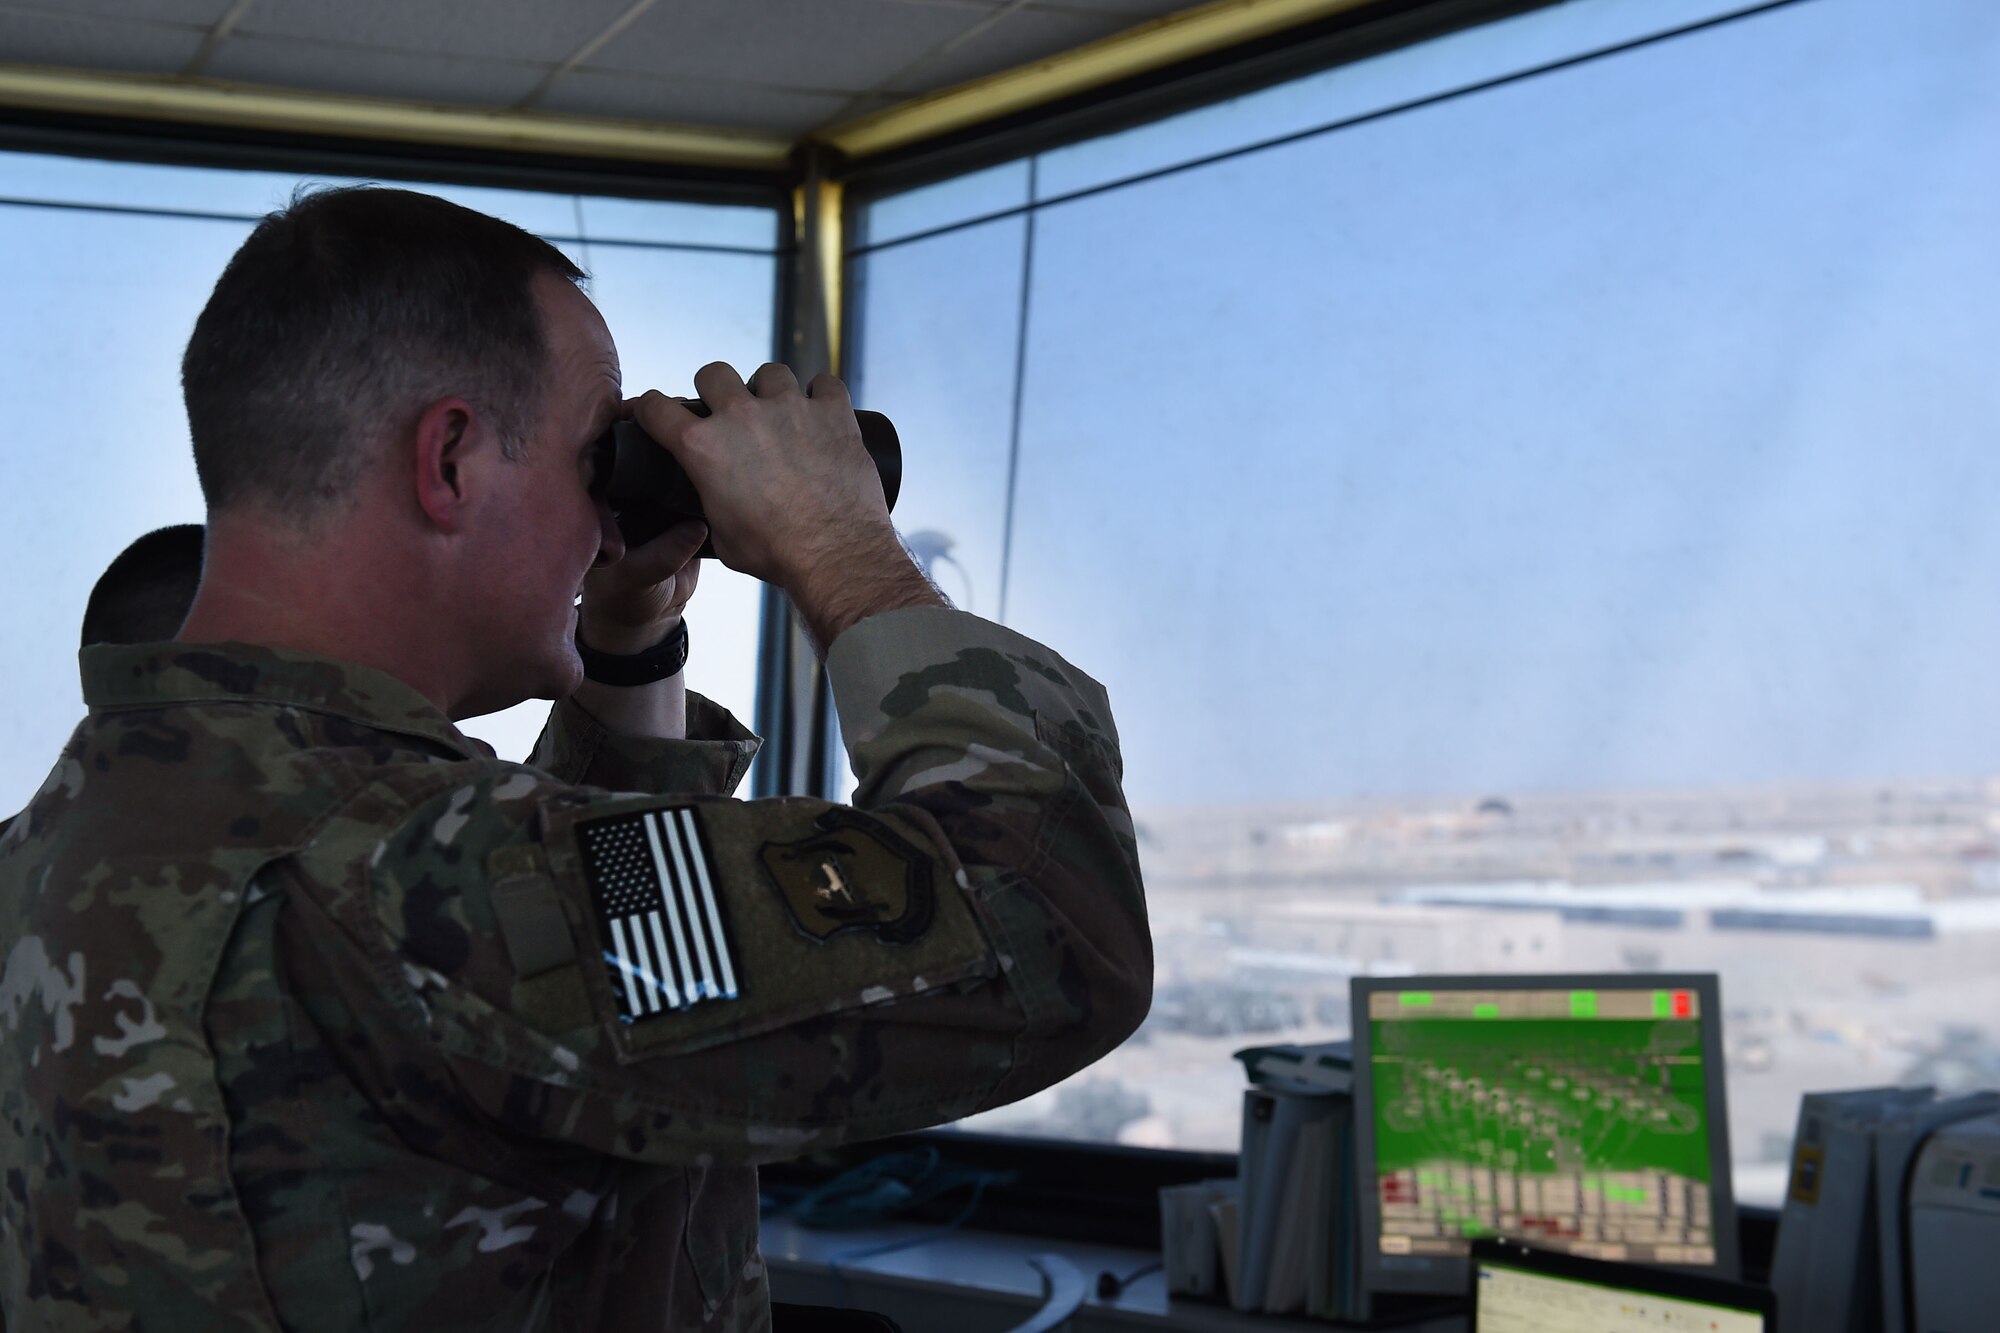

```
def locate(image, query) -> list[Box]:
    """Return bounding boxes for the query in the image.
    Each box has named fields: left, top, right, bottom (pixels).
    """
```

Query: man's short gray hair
left=181, top=185, right=586, bottom=516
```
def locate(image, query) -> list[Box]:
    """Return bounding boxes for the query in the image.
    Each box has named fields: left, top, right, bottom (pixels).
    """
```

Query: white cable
left=1004, top=1253, right=1089, bottom=1333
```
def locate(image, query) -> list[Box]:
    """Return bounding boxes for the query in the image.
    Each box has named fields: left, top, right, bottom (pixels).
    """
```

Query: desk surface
left=760, top=1215, right=1470, bottom=1331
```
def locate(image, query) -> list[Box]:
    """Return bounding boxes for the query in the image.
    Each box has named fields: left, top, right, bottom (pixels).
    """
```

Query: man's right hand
left=632, top=363, right=943, bottom=648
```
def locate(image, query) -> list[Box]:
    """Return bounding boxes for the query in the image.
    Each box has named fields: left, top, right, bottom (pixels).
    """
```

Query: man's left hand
left=578, top=518, right=708, bottom=656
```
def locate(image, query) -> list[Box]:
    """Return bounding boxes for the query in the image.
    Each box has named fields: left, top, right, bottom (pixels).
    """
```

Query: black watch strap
left=575, top=619, right=688, bottom=686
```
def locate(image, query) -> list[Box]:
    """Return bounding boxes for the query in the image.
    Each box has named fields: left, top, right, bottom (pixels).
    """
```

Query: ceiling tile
left=1024, top=0, right=1199, bottom=14
left=0, top=10, right=205, bottom=74
left=584, top=0, right=986, bottom=93
left=9, top=0, right=235, bottom=22
left=537, top=67, right=854, bottom=137
left=886, top=5, right=1131, bottom=94
left=230, top=0, right=637, bottom=66
left=201, top=35, right=548, bottom=106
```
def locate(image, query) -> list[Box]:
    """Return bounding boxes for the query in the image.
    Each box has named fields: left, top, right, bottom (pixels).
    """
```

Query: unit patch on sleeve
left=576, top=806, right=738, bottom=1022
left=757, top=808, right=935, bottom=945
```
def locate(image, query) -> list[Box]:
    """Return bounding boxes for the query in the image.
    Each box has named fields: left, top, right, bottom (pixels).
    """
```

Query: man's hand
left=633, top=363, right=943, bottom=649
left=634, top=364, right=888, bottom=586
left=578, top=517, right=707, bottom=656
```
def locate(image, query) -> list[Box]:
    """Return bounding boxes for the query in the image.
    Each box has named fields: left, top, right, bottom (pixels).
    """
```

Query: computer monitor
left=1470, top=1238, right=1770, bottom=1333
left=1351, top=973, right=1738, bottom=1295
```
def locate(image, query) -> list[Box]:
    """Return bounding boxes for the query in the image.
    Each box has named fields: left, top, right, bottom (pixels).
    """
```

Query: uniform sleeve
left=365, top=606, right=1152, bottom=1167
left=526, top=691, right=759, bottom=796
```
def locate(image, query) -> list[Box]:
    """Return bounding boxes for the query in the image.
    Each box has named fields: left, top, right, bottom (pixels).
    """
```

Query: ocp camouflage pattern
left=0, top=606, right=1152, bottom=1330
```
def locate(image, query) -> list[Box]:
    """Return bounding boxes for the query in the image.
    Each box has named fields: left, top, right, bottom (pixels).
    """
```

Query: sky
left=853, top=0, right=2000, bottom=810
left=4, top=0, right=2000, bottom=818
left=0, top=159, right=778, bottom=807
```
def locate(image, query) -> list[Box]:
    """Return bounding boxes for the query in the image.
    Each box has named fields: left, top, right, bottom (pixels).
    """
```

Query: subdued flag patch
left=576, top=807, right=738, bottom=1022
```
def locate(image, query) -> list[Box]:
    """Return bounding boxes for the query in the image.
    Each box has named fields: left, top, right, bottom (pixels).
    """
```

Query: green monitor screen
left=1351, top=974, right=1738, bottom=1295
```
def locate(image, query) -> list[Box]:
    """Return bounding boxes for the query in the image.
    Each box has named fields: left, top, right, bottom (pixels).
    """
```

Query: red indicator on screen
left=1673, top=990, right=1692, bottom=1018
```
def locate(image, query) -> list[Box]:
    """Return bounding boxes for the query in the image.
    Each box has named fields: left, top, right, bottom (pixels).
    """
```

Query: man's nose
left=593, top=497, right=626, bottom=567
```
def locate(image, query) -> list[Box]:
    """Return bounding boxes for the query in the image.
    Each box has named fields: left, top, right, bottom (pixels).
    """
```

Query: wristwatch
left=574, top=619, right=688, bottom=686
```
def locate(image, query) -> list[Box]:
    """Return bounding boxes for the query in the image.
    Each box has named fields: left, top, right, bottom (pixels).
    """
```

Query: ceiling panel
left=537, top=67, right=862, bottom=136
left=228, top=0, right=638, bottom=67
left=1025, top=0, right=1199, bottom=13
left=0, top=0, right=1228, bottom=145
left=873, top=0, right=1011, bottom=11
left=6, top=0, right=235, bottom=22
left=583, top=0, right=986, bottom=93
left=884, top=6, right=1134, bottom=96
left=202, top=36, right=549, bottom=108
left=0, top=8, right=205, bottom=74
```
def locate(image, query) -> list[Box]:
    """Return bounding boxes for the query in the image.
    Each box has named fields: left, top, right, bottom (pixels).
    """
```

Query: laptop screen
left=1475, top=1255, right=1766, bottom=1333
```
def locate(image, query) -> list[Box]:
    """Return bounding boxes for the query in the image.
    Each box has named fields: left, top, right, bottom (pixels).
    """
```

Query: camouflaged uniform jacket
left=0, top=606, right=1151, bottom=1332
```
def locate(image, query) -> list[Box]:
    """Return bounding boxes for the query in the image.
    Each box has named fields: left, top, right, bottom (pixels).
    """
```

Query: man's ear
left=413, top=396, right=480, bottom=534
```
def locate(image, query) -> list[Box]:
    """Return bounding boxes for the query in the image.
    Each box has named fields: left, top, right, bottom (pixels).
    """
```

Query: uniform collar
left=80, top=640, right=490, bottom=759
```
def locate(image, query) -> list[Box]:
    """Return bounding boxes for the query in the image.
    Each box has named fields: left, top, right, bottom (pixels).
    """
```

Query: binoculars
left=589, top=401, right=902, bottom=561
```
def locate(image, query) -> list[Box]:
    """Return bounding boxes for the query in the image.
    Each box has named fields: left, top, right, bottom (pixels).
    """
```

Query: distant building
left=1242, top=900, right=1563, bottom=975
left=1387, top=880, right=2000, bottom=940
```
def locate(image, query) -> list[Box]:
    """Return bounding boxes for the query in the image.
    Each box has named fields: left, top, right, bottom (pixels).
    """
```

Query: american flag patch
left=576, top=807, right=739, bottom=1021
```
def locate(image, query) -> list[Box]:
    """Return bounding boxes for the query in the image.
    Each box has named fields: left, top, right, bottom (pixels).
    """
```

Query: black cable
left=994, top=153, right=1037, bottom=628
left=1095, top=1259, right=1163, bottom=1300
